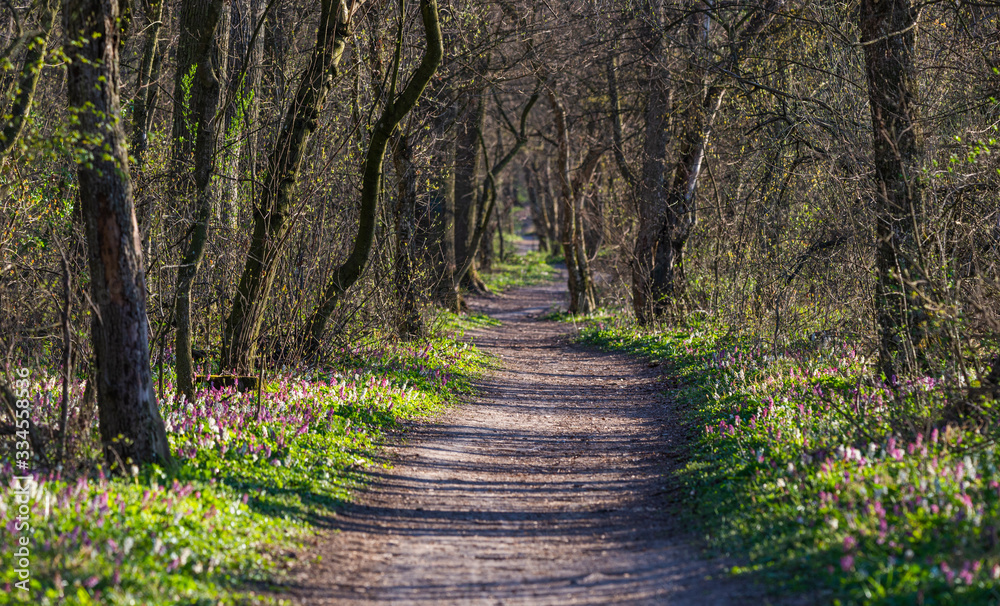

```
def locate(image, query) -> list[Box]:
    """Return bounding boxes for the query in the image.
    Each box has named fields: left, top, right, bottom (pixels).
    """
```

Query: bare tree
left=302, top=0, right=444, bottom=353
left=223, top=0, right=355, bottom=372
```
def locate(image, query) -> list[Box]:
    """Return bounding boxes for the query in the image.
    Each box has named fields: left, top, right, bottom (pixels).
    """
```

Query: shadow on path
left=285, top=278, right=770, bottom=605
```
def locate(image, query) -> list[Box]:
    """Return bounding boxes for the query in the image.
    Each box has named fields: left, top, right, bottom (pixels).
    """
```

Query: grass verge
left=0, top=324, right=488, bottom=605
left=574, top=314, right=1000, bottom=605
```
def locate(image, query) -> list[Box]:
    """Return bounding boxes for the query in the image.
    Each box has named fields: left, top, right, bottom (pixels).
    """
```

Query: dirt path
left=288, top=279, right=766, bottom=605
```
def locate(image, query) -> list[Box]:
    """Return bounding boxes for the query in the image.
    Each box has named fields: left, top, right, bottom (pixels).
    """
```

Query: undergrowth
left=575, top=313, right=1000, bottom=605
left=0, top=320, right=488, bottom=605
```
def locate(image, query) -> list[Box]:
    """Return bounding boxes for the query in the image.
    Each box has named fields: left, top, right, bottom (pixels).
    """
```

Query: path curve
left=289, top=280, right=765, bottom=605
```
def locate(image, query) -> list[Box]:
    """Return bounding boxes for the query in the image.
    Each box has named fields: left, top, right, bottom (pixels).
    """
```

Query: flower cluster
left=579, top=317, right=1000, bottom=604
left=0, top=334, right=485, bottom=605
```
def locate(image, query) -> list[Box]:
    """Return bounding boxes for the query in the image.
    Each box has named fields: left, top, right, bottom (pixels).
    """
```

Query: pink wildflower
left=941, top=561, right=955, bottom=584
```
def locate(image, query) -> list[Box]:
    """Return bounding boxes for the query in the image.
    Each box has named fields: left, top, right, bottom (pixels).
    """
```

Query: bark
left=223, top=0, right=352, bottom=372
left=479, top=182, right=497, bottom=271
left=859, top=0, right=927, bottom=378
left=541, top=158, right=559, bottom=256
left=391, top=133, right=423, bottom=338
left=173, top=0, right=229, bottom=401
left=301, top=0, right=443, bottom=356
left=64, top=0, right=170, bottom=467
left=524, top=164, right=548, bottom=252
left=454, top=89, right=539, bottom=287
left=648, top=84, right=725, bottom=313
left=218, top=0, right=265, bottom=229
left=571, top=147, right=603, bottom=311
left=130, top=0, right=164, bottom=167
left=630, top=12, right=673, bottom=322
left=171, top=0, right=230, bottom=174
left=606, top=52, right=635, bottom=189
left=547, top=89, right=599, bottom=315
left=636, top=0, right=782, bottom=321
left=584, top=171, right=605, bottom=257
left=454, top=85, right=487, bottom=292
left=433, top=127, right=460, bottom=310
left=0, top=0, right=58, bottom=162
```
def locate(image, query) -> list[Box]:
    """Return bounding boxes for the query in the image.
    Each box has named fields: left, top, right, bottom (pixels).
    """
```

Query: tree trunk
left=171, top=0, right=229, bottom=175
left=301, top=0, right=443, bottom=355
left=583, top=170, right=605, bottom=260
left=391, top=133, right=423, bottom=338
left=649, top=84, right=725, bottom=315
left=572, top=148, right=602, bottom=311
left=633, top=0, right=782, bottom=321
left=64, top=0, right=170, bottom=467
left=525, top=164, right=549, bottom=252
left=218, top=0, right=265, bottom=229
left=479, top=172, right=497, bottom=271
left=454, top=86, right=487, bottom=292
left=430, top=117, right=460, bottom=310
left=222, top=0, right=352, bottom=372
left=859, top=0, right=926, bottom=379
left=547, top=89, right=598, bottom=315
left=629, top=13, right=673, bottom=322
left=453, top=88, right=539, bottom=287
left=173, top=0, right=229, bottom=401
left=0, top=0, right=58, bottom=162
left=541, top=158, right=560, bottom=256
left=130, top=0, right=164, bottom=167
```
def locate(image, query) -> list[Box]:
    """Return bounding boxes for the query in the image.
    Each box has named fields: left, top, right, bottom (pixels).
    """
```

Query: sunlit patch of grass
left=480, top=251, right=557, bottom=293
left=0, top=337, right=488, bottom=605
left=433, top=310, right=501, bottom=335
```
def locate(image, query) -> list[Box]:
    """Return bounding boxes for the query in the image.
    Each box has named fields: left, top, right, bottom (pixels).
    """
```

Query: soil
left=284, top=277, right=772, bottom=605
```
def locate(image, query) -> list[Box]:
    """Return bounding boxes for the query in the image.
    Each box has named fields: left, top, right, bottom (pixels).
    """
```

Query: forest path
left=289, top=277, right=766, bottom=605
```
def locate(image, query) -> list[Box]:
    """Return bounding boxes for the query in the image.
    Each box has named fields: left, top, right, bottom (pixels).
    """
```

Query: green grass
left=1, top=334, right=488, bottom=605
left=480, top=250, right=557, bottom=293
left=575, top=313, right=1000, bottom=605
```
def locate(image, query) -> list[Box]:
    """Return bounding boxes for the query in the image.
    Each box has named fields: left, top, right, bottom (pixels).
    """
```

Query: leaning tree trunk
left=301, top=0, right=443, bottom=356
left=64, top=0, right=170, bottom=467
left=0, top=0, right=58, bottom=163
left=222, top=0, right=352, bottom=372
left=859, top=0, right=926, bottom=379
left=173, top=0, right=229, bottom=401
